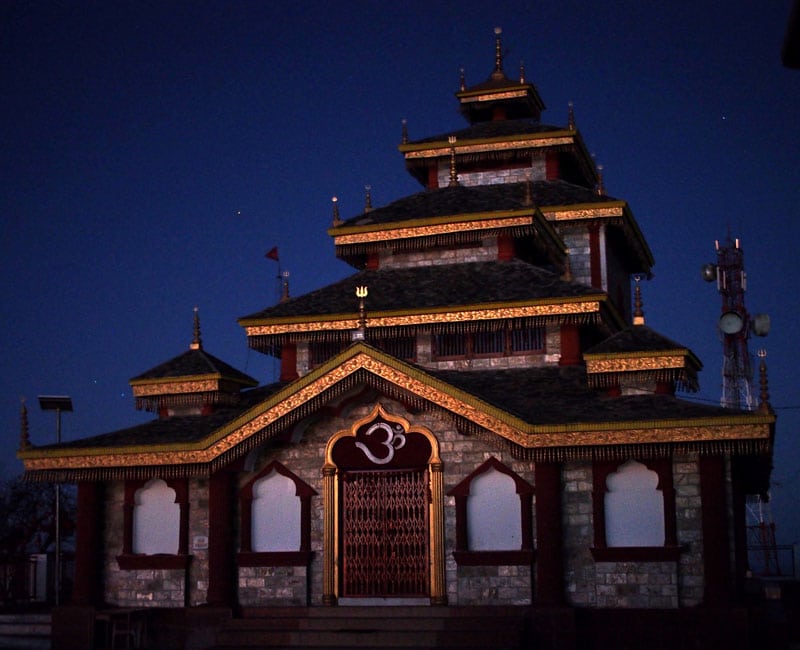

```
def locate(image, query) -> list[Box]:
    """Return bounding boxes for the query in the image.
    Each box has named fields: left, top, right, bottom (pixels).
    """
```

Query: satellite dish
left=719, top=311, right=744, bottom=334
left=701, top=263, right=717, bottom=282
left=752, top=313, right=770, bottom=337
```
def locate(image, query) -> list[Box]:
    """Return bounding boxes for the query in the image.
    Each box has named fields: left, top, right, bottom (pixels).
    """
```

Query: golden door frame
left=322, top=403, right=446, bottom=605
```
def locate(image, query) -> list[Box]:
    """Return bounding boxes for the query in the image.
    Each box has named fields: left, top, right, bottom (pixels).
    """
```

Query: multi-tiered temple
left=19, top=31, right=775, bottom=650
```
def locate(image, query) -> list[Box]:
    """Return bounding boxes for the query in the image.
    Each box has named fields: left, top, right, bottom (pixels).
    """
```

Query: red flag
left=265, top=246, right=279, bottom=261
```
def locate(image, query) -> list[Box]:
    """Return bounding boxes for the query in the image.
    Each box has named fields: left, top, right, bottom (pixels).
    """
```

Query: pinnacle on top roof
left=191, top=306, right=203, bottom=350
left=456, top=28, right=545, bottom=123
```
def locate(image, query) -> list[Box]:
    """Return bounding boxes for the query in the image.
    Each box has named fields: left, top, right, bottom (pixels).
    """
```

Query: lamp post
left=37, top=395, right=72, bottom=606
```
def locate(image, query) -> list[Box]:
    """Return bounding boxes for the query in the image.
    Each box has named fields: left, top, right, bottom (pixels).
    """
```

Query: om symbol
left=355, top=422, right=406, bottom=465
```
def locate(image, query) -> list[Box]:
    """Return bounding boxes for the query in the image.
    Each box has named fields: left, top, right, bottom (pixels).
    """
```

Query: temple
left=19, top=29, right=776, bottom=650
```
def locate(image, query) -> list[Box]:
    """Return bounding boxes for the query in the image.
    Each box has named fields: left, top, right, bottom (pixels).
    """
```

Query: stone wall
left=99, top=408, right=712, bottom=611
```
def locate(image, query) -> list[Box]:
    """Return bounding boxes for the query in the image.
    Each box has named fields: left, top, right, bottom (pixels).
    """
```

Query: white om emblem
left=355, top=422, right=406, bottom=465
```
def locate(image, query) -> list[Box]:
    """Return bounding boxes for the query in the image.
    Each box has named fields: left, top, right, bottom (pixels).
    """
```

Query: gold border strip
left=240, top=300, right=602, bottom=336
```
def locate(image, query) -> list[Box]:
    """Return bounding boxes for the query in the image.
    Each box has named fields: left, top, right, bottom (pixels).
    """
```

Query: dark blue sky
left=3, top=1, right=799, bottom=546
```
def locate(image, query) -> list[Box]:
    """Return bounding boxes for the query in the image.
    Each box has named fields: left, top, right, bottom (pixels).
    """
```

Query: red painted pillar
left=280, top=343, right=299, bottom=382
left=427, top=165, right=439, bottom=189
left=545, top=151, right=560, bottom=180
left=535, top=462, right=564, bottom=605
left=72, top=482, right=103, bottom=605
left=700, top=456, right=732, bottom=604
left=559, top=323, right=582, bottom=366
left=497, top=234, right=515, bottom=261
left=207, top=470, right=236, bottom=606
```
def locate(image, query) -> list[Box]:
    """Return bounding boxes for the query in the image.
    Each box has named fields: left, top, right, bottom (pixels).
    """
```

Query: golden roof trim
left=18, top=344, right=774, bottom=472
left=240, top=298, right=604, bottom=335
left=541, top=202, right=626, bottom=220
left=332, top=215, right=536, bottom=245
left=400, top=133, right=575, bottom=159
left=131, top=378, right=223, bottom=398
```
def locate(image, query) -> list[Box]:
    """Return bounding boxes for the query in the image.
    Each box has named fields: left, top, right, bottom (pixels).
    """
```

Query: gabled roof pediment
left=20, top=343, right=773, bottom=482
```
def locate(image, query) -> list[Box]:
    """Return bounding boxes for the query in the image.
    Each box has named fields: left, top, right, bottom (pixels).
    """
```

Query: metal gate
left=341, top=468, right=429, bottom=597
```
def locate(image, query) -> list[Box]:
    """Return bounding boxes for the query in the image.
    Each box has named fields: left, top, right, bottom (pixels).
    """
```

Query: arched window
left=591, top=458, right=679, bottom=562
left=448, top=457, right=534, bottom=565
left=239, top=461, right=316, bottom=567
left=133, top=478, right=179, bottom=554
left=117, top=477, right=189, bottom=570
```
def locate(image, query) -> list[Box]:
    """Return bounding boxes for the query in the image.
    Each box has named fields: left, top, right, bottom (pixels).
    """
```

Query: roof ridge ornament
left=353, top=286, right=368, bottom=341
left=757, top=349, right=773, bottom=414
left=633, top=276, right=645, bottom=326
left=280, top=270, right=290, bottom=303
left=401, top=118, right=408, bottom=144
left=364, top=185, right=373, bottom=212
left=568, top=101, right=576, bottom=131
left=448, top=136, right=459, bottom=187
left=19, top=397, right=31, bottom=451
left=491, top=27, right=505, bottom=80
left=519, top=60, right=525, bottom=84
left=191, top=307, right=203, bottom=350
left=595, top=163, right=606, bottom=196
left=331, top=196, right=342, bottom=226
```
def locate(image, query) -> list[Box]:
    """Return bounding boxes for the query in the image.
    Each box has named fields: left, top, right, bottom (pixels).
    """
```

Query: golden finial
left=519, top=61, right=525, bottom=84
left=632, top=276, right=645, bottom=325
left=596, top=163, right=606, bottom=196
left=280, top=270, right=290, bottom=303
left=19, top=397, right=31, bottom=451
left=459, top=67, right=466, bottom=92
left=331, top=196, right=342, bottom=226
left=757, top=349, right=773, bottom=414
left=190, top=307, right=203, bottom=350
left=492, top=27, right=504, bottom=79
left=568, top=101, right=576, bottom=130
left=364, top=185, right=372, bottom=212
left=448, top=135, right=459, bottom=187
left=401, top=118, right=408, bottom=144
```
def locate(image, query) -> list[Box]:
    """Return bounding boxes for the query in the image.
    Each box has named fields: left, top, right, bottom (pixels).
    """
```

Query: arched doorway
left=322, top=404, right=446, bottom=605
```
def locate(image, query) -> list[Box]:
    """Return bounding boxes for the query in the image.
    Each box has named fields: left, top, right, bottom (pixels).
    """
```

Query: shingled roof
left=240, top=259, right=601, bottom=322
left=337, top=181, right=615, bottom=229
left=408, top=119, right=564, bottom=145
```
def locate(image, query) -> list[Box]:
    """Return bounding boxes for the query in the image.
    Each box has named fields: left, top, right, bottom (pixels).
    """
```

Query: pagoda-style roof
left=583, top=325, right=702, bottom=393
left=239, top=259, right=617, bottom=346
left=330, top=181, right=653, bottom=275
left=129, top=310, right=258, bottom=412
left=19, top=343, right=773, bottom=482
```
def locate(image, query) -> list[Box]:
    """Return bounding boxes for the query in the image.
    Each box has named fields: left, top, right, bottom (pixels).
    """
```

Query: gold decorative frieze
left=130, top=378, right=221, bottom=397
left=585, top=355, right=687, bottom=374
left=460, top=89, right=529, bottom=103
left=542, top=204, right=625, bottom=221
left=332, top=215, right=535, bottom=245
left=402, top=136, right=574, bottom=159
left=242, top=300, right=603, bottom=337
left=20, top=345, right=774, bottom=476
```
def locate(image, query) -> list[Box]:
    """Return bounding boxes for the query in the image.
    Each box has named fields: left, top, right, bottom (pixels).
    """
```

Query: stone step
left=0, top=613, right=51, bottom=650
left=212, top=607, right=527, bottom=649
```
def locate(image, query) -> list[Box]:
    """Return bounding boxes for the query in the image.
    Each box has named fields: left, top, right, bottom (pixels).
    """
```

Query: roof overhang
left=19, top=343, right=774, bottom=481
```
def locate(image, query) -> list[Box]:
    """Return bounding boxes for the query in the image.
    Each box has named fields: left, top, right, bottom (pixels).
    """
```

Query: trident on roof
left=353, top=286, right=368, bottom=341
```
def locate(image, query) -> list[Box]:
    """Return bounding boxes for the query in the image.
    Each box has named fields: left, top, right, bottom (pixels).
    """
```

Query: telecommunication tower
left=701, top=236, right=770, bottom=410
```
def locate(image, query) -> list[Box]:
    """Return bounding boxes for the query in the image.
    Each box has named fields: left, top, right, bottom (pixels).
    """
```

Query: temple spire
left=364, top=185, right=373, bottom=212
left=757, top=349, right=773, bottom=414
left=191, top=307, right=203, bottom=350
left=633, top=276, right=645, bottom=325
left=19, top=397, right=31, bottom=451
left=492, top=27, right=505, bottom=80
left=448, top=136, right=459, bottom=186
left=331, top=196, right=342, bottom=226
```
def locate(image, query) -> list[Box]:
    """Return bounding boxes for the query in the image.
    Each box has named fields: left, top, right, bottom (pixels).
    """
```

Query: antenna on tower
left=701, top=235, right=769, bottom=410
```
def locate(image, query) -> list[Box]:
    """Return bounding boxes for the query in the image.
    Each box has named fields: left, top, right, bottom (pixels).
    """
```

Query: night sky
left=3, top=2, right=799, bottom=547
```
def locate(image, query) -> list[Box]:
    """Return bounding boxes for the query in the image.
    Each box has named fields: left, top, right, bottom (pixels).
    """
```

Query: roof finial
left=757, top=349, right=773, bottom=414
left=401, top=118, right=408, bottom=144
left=353, top=286, right=368, bottom=340
left=459, top=67, right=466, bottom=92
left=519, top=61, right=525, bottom=84
left=568, top=101, right=576, bottom=131
left=191, top=307, right=203, bottom=350
left=364, top=185, right=373, bottom=212
left=596, top=163, right=606, bottom=196
left=492, top=27, right=504, bottom=79
left=448, top=135, right=459, bottom=187
left=19, top=397, right=31, bottom=451
left=331, top=196, right=342, bottom=226
left=280, top=270, right=290, bottom=303
left=633, top=276, right=645, bottom=325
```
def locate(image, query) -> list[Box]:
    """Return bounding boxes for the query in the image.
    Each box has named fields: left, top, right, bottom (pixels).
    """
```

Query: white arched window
left=133, top=478, right=180, bottom=555
left=467, top=468, right=520, bottom=550
left=252, top=469, right=301, bottom=552
left=604, top=460, right=665, bottom=547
